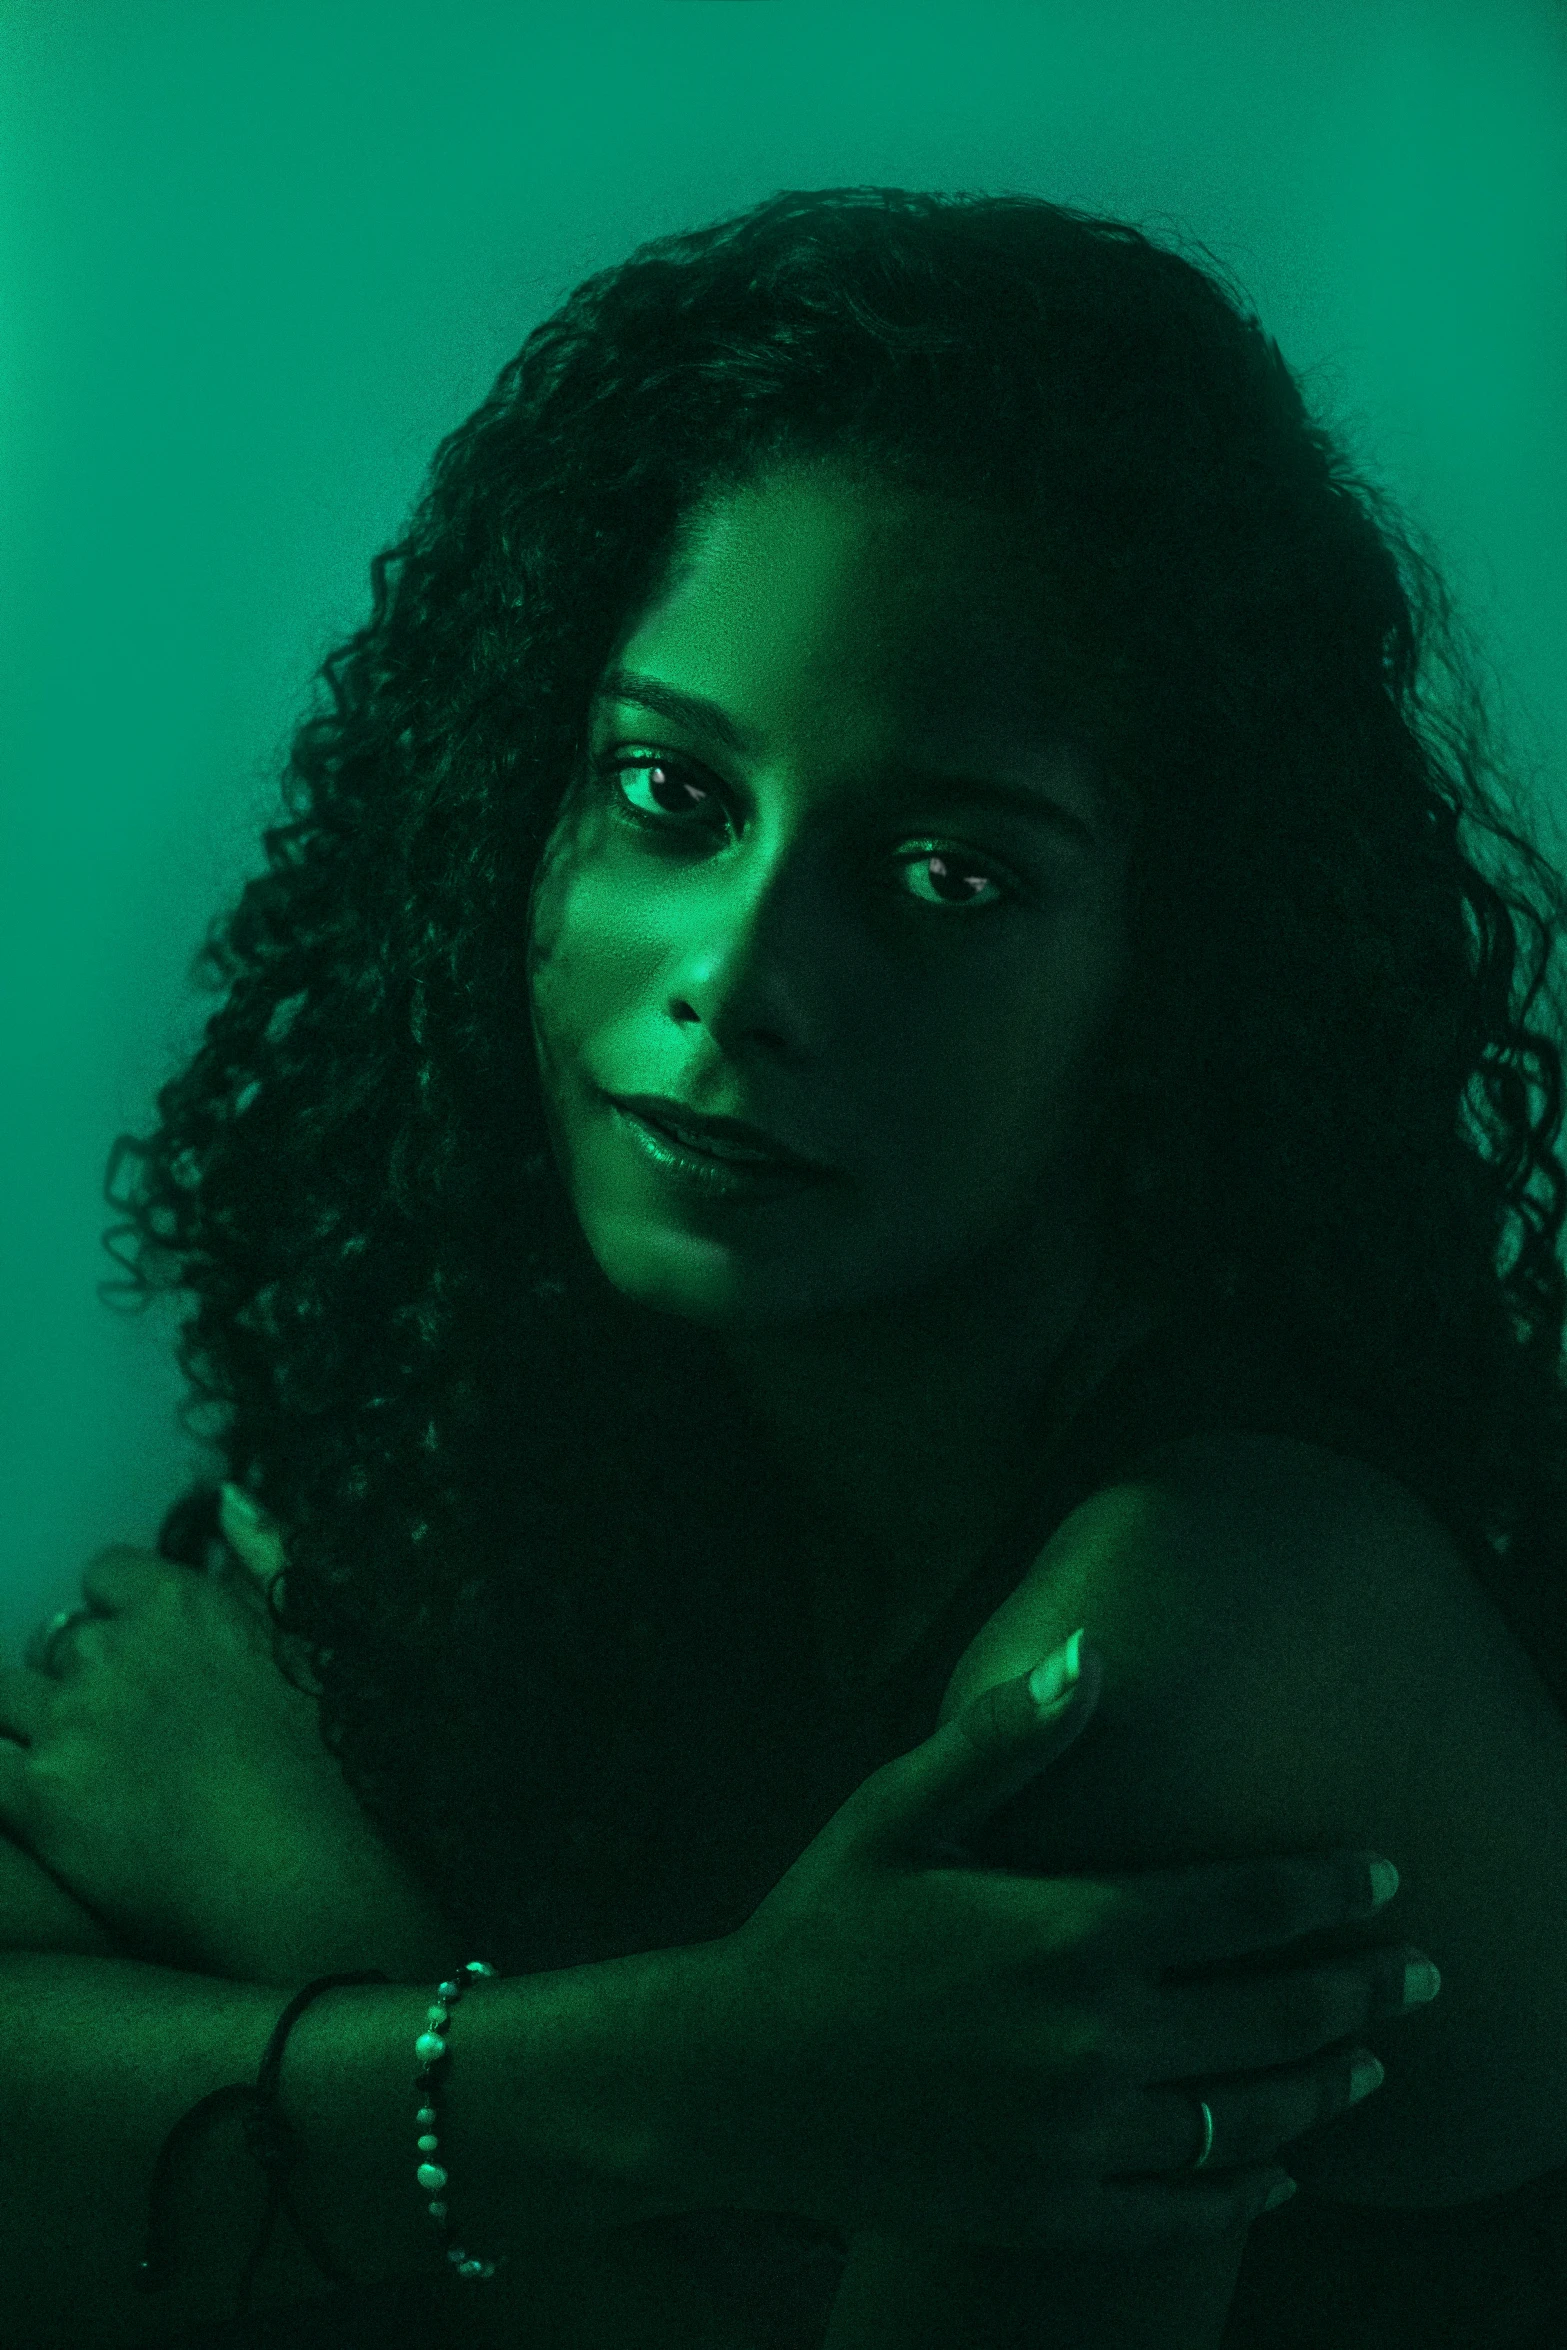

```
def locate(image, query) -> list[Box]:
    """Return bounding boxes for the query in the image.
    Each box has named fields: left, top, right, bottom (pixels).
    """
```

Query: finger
left=78, top=1549, right=169, bottom=1611
left=0, top=1731, right=37, bottom=1845
left=0, top=1663, right=50, bottom=1739
left=1151, top=1943, right=1437, bottom=2089
left=1100, top=1849, right=1398, bottom=1974
left=858, top=1642, right=1103, bottom=1865
left=1133, top=2037, right=1386, bottom=2181
left=1091, top=2167, right=1299, bottom=2251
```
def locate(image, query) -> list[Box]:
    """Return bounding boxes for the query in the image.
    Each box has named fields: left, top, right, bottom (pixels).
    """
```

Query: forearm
left=0, top=1944, right=696, bottom=2348
left=823, top=2233, right=1054, bottom=2350
left=823, top=2229, right=1249, bottom=2349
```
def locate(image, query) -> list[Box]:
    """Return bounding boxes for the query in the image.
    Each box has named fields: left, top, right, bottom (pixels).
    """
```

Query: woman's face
left=527, top=463, right=1132, bottom=1344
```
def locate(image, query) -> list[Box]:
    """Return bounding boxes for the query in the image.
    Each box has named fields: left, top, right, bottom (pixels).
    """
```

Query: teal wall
left=2, top=0, right=1563, bottom=1642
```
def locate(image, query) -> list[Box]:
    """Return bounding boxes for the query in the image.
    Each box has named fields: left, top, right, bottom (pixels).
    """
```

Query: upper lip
left=607, top=1093, right=833, bottom=1174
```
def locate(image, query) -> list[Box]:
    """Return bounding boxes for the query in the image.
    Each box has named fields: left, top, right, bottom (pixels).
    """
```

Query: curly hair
left=98, top=186, right=1567, bottom=1978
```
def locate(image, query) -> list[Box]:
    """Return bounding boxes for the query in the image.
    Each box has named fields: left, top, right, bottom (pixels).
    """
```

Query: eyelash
left=587, top=749, right=1020, bottom=918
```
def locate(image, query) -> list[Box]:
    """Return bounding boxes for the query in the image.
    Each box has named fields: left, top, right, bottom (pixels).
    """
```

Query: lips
left=645, top=1113, right=781, bottom=1165
left=606, top=1092, right=830, bottom=1174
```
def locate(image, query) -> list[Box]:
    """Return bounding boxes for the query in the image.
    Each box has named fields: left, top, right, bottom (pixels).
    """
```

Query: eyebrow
left=590, top=668, right=1096, bottom=845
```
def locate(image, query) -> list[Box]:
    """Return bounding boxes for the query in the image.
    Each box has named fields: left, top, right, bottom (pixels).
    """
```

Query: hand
left=667, top=1644, right=1434, bottom=2251
left=0, top=1828, right=123, bottom=1956
left=0, top=1489, right=456, bottom=1985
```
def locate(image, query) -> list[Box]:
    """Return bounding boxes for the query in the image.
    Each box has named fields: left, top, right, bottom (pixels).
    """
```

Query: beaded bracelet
left=135, top=1958, right=507, bottom=2310
left=416, top=1961, right=510, bottom=2282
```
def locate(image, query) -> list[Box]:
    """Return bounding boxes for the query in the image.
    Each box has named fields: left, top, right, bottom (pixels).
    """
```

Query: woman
left=72, top=187, right=1567, bottom=2342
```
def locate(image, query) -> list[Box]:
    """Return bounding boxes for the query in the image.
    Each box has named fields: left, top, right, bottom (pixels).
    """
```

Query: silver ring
left=25, top=1606, right=98, bottom=1679
left=1190, top=2096, right=1216, bottom=2170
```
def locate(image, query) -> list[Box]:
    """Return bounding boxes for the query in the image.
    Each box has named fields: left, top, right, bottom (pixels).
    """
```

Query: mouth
left=605, top=1092, right=832, bottom=1174
left=606, top=1100, right=836, bottom=1199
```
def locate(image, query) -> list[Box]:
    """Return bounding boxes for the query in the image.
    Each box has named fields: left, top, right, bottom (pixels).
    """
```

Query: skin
left=527, top=460, right=1152, bottom=1688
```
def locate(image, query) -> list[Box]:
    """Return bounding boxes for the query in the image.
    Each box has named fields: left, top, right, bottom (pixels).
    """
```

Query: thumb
left=865, top=1628, right=1102, bottom=1864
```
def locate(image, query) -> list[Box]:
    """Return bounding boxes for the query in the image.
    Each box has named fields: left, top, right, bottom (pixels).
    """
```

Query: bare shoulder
left=938, top=1428, right=1567, bottom=2205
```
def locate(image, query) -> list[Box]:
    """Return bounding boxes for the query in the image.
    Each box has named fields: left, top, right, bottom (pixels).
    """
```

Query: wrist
left=483, top=1944, right=721, bottom=2242
left=265, top=1940, right=725, bottom=2294
left=590, top=1935, right=768, bottom=2224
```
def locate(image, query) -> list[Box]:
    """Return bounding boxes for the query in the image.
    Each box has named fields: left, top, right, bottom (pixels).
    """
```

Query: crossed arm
left=0, top=1437, right=1487, bottom=2344
left=824, top=2226, right=1252, bottom=2349
left=822, top=1430, right=1480, bottom=2348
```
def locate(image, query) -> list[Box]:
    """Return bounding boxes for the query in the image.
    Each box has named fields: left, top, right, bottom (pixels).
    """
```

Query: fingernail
left=1349, top=2051, right=1386, bottom=2103
left=1367, top=1858, right=1400, bottom=1907
left=1028, top=1627, right=1084, bottom=1710
left=1264, top=2177, right=1298, bottom=2212
left=1402, top=1957, right=1441, bottom=2005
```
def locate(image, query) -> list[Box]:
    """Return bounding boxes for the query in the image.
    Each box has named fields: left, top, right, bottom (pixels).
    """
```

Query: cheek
left=873, top=1093, right=1035, bottom=1226
left=527, top=853, right=624, bottom=1039
left=525, top=785, right=613, bottom=979
left=524, top=826, right=573, bottom=997
left=907, top=1028, right=1097, bottom=1204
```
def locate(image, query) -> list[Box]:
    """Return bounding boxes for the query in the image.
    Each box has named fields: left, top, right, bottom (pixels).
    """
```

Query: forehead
left=622, top=469, right=1079, bottom=741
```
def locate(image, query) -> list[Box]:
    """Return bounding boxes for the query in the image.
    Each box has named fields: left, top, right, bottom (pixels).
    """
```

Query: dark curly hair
left=99, top=186, right=1567, bottom=1979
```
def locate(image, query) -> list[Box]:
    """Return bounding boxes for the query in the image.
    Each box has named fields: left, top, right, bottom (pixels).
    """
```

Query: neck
left=748, top=1264, right=1159, bottom=1699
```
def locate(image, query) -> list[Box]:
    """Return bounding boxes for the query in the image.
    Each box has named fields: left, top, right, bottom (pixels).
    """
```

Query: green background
left=2, top=0, right=1564, bottom=1641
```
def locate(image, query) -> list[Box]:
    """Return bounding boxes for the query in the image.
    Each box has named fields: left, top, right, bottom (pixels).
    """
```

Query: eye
left=588, top=749, right=1018, bottom=918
